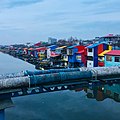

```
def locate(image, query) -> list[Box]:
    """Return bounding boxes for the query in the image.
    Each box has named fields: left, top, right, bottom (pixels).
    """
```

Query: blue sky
left=0, top=0, right=120, bottom=44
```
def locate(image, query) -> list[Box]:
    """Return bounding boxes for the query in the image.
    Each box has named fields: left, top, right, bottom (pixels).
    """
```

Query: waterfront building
left=104, top=50, right=120, bottom=67
left=50, top=51, right=61, bottom=67
left=28, top=48, right=34, bottom=57
left=55, top=46, right=68, bottom=67
left=35, top=47, right=47, bottom=60
left=87, top=42, right=111, bottom=67
left=67, top=45, right=86, bottom=67
left=47, top=45, right=57, bottom=59
left=98, top=46, right=112, bottom=67
left=23, top=48, right=28, bottom=55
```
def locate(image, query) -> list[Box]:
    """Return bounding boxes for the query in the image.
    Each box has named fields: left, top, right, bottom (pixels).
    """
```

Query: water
left=0, top=52, right=35, bottom=74
left=0, top=52, right=120, bottom=120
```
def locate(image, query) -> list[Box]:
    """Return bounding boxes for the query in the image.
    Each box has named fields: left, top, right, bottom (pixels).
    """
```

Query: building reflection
left=73, top=83, right=120, bottom=102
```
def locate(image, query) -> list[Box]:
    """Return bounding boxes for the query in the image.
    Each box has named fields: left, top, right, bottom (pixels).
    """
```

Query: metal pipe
left=79, top=67, right=120, bottom=78
left=0, top=67, right=120, bottom=90
left=24, top=68, right=81, bottom=76
left=0, top=77, right=30, bottom=90
left=0, top=71, right=92, bottom=90
left=24, top=66, right=120, bottom=77
left=0, top=71, right=24, bottom=79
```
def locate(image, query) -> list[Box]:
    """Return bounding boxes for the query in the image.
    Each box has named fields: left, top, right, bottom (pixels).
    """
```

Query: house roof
left=34, top=42, right=41, bottom=46
left=47, top=45, right=57, bottom=50
left=76, top=50, right=84, bottom=54
left=98, top=50, right=111, bottom=56
left=50, top=51, right=60, bottom=57
left=23, top=48, right=28, bottom=50
left=28, top=48, right=33, bottom=50
left=104, top=34, right=114, bottom=37
left=48, top=45, right=57, bottom=48
left=56, top=46, right=67, bottom=49
left=105, top=50, right=120, bottom=56
left=68, top=45, right=77, bottom=49
left=36, top=47, right=47, bottom=51
left=87, top=42, right=107, bottom=49
left=87, top=43, right=100, bottom=48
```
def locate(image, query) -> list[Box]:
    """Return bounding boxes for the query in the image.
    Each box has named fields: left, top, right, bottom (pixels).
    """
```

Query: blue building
left=87, top=42, right=110, bottom=67
left=104, top=50, right=120, bottom=67
left=67, top=45, right=86, bottom=67
left=47, top=45, right=57, bottom=59
left=67, top=45, right=78, bottom=66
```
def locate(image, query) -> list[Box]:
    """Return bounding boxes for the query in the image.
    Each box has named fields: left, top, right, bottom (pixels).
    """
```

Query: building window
left=87, top=56, right=93, bottom=61
left=98, top=56, right=104, bottom=62
left=115, top=57, right=120, bottom=62
left=106, top=55, right=112, bottom=61
left=76, top=55, right=81, bottom=60
left=67, top=49, right=73, bottom=55
left=88, top=48, right=92, bottom=52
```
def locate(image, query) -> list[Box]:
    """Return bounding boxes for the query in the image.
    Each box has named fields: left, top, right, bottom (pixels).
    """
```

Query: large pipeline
left=25, top=66, right=120, bottom=77
left=0, top=67, right=120, bottom=90
left=24, top=68, right=81, bottom=76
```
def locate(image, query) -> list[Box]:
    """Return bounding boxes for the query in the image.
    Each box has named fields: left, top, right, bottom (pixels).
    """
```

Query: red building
left=67, top=45, right=87, bottom=67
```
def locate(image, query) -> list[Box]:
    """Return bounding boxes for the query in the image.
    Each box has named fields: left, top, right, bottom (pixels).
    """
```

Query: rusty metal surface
left=0, top=71, right=24, bottom=79
left=0, top=77, right=30, bottom=90
left=24, top=68, right=80, bottom=76
left=0, top=67, right=120, bottom=91
left=79, top=67, right=120, bottom=77
left=30, top=71, right=92, bottom=86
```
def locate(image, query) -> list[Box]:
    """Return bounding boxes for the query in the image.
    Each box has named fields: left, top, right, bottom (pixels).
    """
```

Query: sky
left=0, top=0, right=120, bottom=45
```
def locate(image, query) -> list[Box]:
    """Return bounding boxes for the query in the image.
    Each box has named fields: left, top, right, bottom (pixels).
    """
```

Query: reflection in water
left=73, top=83, right=120, bottom=103
left=1, top=52, right=120, bottom=120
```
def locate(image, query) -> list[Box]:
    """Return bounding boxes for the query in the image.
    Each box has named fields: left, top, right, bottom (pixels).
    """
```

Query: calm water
left=0, top=52, right=120, bottom=120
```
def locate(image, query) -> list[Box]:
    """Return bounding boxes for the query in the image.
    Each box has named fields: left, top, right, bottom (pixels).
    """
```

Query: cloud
left=80, top=0, right=104, bottom=5
left=0, top=0, right=44, bottom=9
left=0, top=0, right=120, bottom=44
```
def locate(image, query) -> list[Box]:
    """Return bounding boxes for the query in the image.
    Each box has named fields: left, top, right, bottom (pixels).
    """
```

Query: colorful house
left=67, top=45, right=86, bottom=67
left=98, top=46, right=112, bottom=67
left=23, top=48, right=28, bottom=55
left=35, top=47, right=47, bottom=60
left=104, top=50, right=120, bottom=67
left=50, top=51, right=61, bottom=66
left=56, top=46, right=68, bottom=63
left=87, top=43, right=111, bottom=67
left=49, top=46, right=68, bottom=67
left=75, top=47, right=87, bottom=67
left=47, top=45, right=57, bottom=59
left=28, top=48, right=34, bottom=57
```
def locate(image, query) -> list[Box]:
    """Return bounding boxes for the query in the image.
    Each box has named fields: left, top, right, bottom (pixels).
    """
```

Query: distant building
left=82, top=40, right=93, bottom=46
left=104, top=50, right=120, bottom=67
left=48, top=37, right=57, bottom=44
left=98, top=34, right=120, bottom=49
